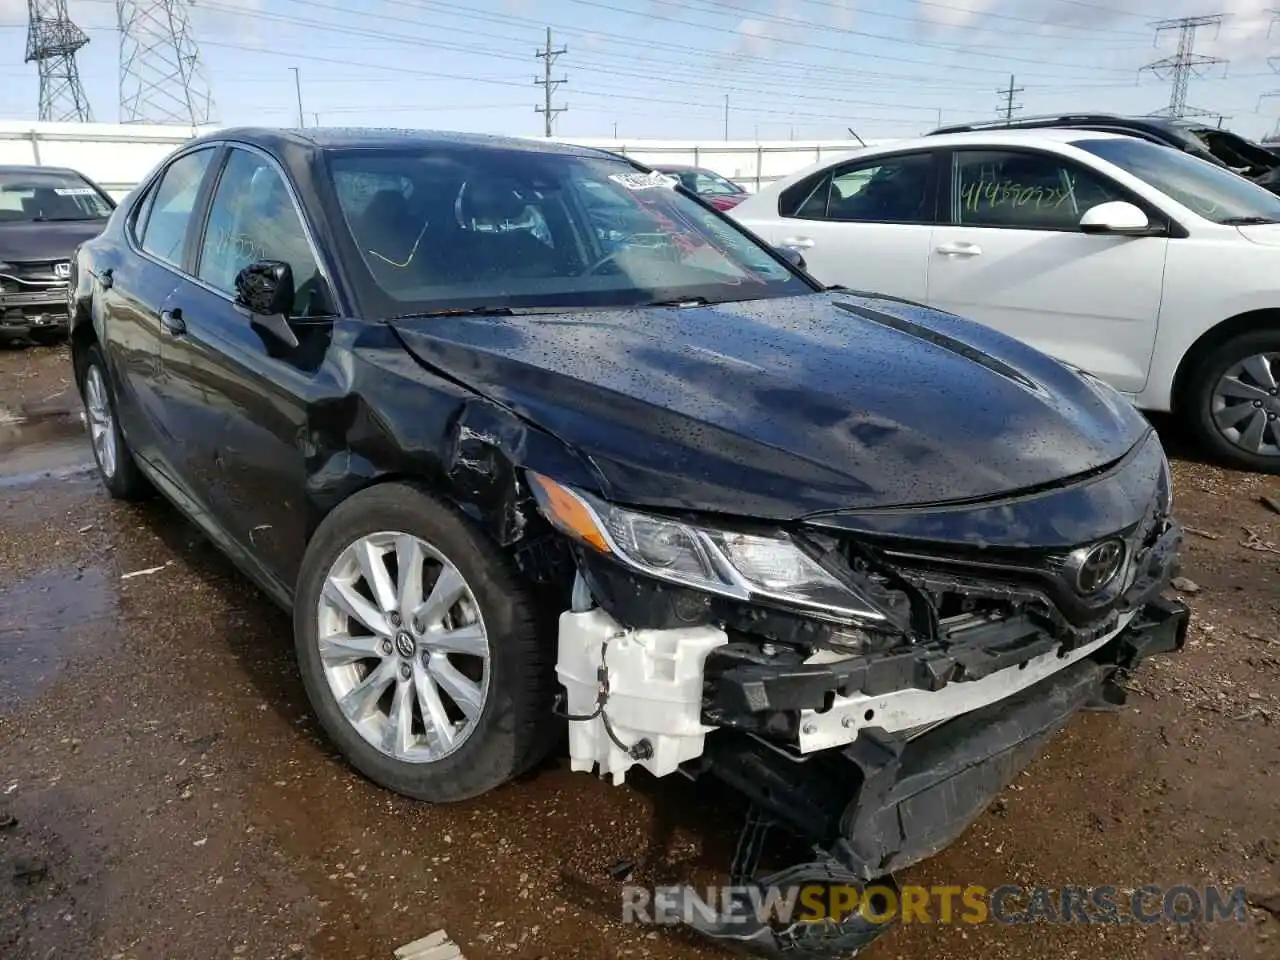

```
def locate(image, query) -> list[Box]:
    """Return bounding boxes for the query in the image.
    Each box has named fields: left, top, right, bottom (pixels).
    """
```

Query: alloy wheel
left=315, top=532, right=491, bottom=763
left=1211, top=352, right=1280, bottom=458
left=84, top=364, right=118, bottom=479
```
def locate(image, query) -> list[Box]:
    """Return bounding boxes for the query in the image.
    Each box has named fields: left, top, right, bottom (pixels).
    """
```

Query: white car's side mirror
left=1079, top=200, right=1152, bottom=236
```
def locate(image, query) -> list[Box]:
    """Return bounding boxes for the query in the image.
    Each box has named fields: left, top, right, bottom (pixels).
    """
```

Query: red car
left=653, top=164, right=748, bottom=210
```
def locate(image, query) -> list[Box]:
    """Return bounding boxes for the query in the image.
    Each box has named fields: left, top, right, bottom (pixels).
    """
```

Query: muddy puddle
left=0, top=565, right=119, bottom=713
left=0, top=410, right=94, bottom=488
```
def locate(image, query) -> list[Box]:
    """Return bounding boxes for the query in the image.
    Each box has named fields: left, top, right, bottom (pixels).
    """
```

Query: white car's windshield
left=326, top=147, right=809, bottom=316
left=0, top=169, right=114, bottom=222
left=1074, top=136, right=1280, bottom=224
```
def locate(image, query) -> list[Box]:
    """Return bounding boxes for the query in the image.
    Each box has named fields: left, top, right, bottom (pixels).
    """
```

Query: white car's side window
left=951, top=150, right=1122, bottom=232
left=779, top=153, right=937, bottom=224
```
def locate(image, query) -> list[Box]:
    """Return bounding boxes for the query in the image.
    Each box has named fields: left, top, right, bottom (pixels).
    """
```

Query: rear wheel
left=81, top=343, right=152, bottom=499
left=1184, top=330, right=1280, bottom=473
left=293, top=482, right=557, bottom=803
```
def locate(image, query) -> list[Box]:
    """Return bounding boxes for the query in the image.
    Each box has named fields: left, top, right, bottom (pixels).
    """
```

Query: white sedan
left=730, top=128, right=1280, bottom=473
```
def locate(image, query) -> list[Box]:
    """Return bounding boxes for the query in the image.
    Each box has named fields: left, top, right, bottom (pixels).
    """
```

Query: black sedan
left=69, top=128, right=1186, bottom=956
left=0, top=164, right=115, bottom=344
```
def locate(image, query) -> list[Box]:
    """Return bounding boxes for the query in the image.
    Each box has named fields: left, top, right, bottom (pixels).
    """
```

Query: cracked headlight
left=528, top=472, right=887, bottom=624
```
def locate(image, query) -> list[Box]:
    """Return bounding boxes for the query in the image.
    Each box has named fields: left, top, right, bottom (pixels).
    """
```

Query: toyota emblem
left=1065, top=540, right=1126, bottom=595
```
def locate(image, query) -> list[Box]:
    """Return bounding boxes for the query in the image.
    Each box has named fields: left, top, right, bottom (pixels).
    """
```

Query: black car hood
left=0, top=219, right=108, bottom=263
left=389, top=291, right=1148, bottom=519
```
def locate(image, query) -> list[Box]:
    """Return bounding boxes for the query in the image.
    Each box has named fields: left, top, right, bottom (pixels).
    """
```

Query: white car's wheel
left=1186, top=330, right=1280, bottom=473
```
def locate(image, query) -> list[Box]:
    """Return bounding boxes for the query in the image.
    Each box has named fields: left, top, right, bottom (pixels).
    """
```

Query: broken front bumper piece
left=557, top=594, right=1188, bottom=956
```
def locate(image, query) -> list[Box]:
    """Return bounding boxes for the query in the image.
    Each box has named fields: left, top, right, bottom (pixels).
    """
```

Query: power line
left=672, top=0, right=1141, bottom=74
left=564, top=0, right=1139, bottom=77
left=790, top=0, right=1153, bottom=39
left=534, top=26, right=567, bottom=136
left=1140, top=14, right=1227, bottom=120
left=291, top=0, right=1173, bottom=91
left=996, top=74, right=1023, bottom=122
left=24, top=0, right=92, bottom=121
left=1261, top=10, right=1280, bottom=137
left=188, top=0, right=979, bottom=122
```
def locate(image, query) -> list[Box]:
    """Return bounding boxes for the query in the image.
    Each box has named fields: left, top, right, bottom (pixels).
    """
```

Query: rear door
left=732, top=150, right=942, bottom=302
left=106, top=146, right=218, bottom=467
left=924, top=146, right=1170, bottom=394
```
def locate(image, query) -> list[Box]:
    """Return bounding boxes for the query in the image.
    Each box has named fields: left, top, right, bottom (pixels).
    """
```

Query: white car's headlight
left=528, top=472, right=887, bottom=624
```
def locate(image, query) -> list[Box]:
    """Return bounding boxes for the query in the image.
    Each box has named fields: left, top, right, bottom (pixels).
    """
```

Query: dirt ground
left=1, top=341, right=1278, bottom=960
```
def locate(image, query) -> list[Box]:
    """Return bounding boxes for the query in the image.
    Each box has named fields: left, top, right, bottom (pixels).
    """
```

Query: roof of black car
left=929, top=113, right=1184, bottom=136
left=198, top=127, right=619, bottom=160
left=0, top=164, right=84, bottom=176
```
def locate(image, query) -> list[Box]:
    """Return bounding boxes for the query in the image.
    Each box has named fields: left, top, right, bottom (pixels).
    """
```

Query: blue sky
left=3, top=0, right=1280, bottom=139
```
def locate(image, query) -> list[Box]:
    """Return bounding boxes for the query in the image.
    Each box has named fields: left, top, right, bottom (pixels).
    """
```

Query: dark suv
left=0, top=165, right=116, bottom=344
left=930, top=113, right=1280, bottom=193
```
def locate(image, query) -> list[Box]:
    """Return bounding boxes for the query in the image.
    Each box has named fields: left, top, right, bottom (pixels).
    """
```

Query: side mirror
left=775, top=244, right=807, bottom=271
left=1078, top=201, right=1152, bottom=236
left=235, top=260, right=295, bottom=316
left=234, top=260, right=299, bottom=348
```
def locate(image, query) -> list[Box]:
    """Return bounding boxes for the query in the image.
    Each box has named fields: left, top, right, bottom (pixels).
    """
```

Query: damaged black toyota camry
left=69, top=129, right=1186, bottom=957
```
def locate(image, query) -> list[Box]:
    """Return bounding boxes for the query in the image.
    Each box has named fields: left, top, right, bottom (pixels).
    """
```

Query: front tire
left=293, top=482, right=557, bottom=803
left=80, top=343, right=152, bottom=499
left=1183, top=330, right=1280, bottom=473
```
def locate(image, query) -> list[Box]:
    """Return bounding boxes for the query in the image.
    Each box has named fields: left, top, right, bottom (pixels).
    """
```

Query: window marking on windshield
left=367, top=217, right=431, bottom=268
left=609, top=171, right=678, bottom=191
left=53, top=187, right=96, bottom=197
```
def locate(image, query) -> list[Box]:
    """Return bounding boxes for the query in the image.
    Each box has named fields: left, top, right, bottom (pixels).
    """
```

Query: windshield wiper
left=29, top=216, right=101, bottom=222
left=392, top=305, right=605, bottom=319
left=1219, top=216, right=1280, bottom=225
left=645, top=296, right=710, bottom=307
left=392, top=306, right=516, bottom=319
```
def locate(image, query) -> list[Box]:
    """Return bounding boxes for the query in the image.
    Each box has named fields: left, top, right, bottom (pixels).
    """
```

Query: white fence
left=551, top=137, right=894, bottom=192
left=0, top=121, right=893, bottom=200
left=0, top=121, right=219, bottom=199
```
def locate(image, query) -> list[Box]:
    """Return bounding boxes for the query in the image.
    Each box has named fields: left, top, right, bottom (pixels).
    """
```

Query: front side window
left=138, top=148, right=215, bottom=266
left=1074, top=136, right=1280, bottom=224
left=784, top=153, right=937, bottom=224
left=951, top=150, right=1121, bottom=230
left=327, top=147, right=811, bottom=315
left=197, top=148, right=325, bottom=316
left=0, top=168, right=115, bottom=223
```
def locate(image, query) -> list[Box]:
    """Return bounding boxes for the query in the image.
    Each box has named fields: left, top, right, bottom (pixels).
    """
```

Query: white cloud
left=828, top=0, right=856, bottom=29
left=734, top=17, right=775, bottom=55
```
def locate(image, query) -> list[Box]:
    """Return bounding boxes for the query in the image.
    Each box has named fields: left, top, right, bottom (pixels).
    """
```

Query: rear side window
left=779, top=153, right=937, bottom=224
left=138, top=148, right=215, bottom=266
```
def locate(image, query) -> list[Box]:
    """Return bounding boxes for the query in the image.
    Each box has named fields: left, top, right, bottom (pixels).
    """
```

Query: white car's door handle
left=782, top=236, right=815, bottom=248
left=934, top=241, right=982, bottom=256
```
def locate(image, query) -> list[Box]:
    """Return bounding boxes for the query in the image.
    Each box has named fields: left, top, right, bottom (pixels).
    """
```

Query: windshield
left=660, top=167, right=746, bottom=197
left=1186, top=127, right=1280, bottom=173
left=0, top=169, right=114, bottom=222
left=326, top=147, right=810, bottom=315
left=1074, top=137, right=1280, bottom=224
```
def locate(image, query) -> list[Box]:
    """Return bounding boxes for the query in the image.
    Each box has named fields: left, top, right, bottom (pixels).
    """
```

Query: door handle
left=782, top=236, right=815, bottom=249
left=160, top=308, right=186, bottom=336
left=934, top=241, right=982, bottom=257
